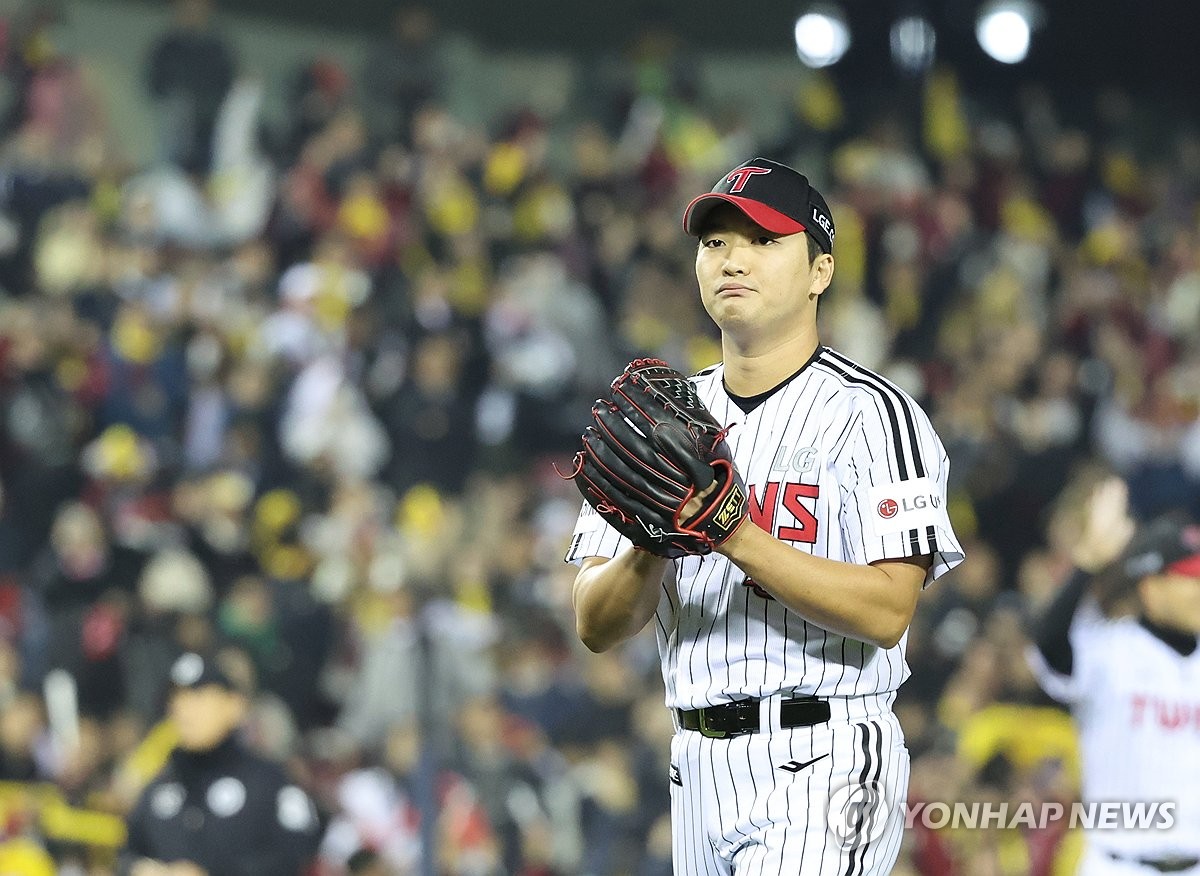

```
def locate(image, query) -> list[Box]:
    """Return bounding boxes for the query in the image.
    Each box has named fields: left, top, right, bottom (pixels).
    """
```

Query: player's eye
left=755, top=235, right=778, bottom=245
left=701, top=237, right=725, bottom=248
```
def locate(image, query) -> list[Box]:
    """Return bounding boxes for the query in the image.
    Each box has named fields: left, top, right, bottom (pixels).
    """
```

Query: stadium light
left=794, top=5, right=851, bottom=68
left=890, top=15, right=936, bottom=73
left=975, top=1, right=1043, bottom=64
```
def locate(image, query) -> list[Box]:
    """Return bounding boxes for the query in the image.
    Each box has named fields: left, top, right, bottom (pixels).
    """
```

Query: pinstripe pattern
left=567, top=347, right=963, bottom=706
left=1029, top=612, right=1200, bottom=858
left=668, top=707, right=909, bottom=874
left=566, top=346, right=962, bottom=874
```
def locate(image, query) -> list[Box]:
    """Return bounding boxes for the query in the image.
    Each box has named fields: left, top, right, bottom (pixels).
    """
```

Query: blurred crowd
left=0, top=0, right=1198, bottom=873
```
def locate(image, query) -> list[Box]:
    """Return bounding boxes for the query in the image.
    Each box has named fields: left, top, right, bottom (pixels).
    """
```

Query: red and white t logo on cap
left=726, top=166, right=772, bottom=192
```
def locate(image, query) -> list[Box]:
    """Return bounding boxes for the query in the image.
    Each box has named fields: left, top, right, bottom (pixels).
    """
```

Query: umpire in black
left=118, top=651, right=321, bottom=875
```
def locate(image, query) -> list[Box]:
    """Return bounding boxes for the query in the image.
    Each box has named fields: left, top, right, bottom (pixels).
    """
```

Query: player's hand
left=1072, top=476, right=1135, bottom=573
left=680, top=480, right=718, bottom=523
left=562, top=358, right=747, bottom=557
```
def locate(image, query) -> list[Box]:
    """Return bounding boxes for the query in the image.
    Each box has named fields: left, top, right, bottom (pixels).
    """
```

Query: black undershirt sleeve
left=1033, top=568, right=1091, bottom=676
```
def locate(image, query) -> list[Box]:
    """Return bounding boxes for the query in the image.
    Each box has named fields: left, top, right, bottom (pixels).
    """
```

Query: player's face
left=695, top=206, right=833, bottom=342
left=1141, top=573, right=1200, bottom=633
left=169, top=685, right=247, bottom=751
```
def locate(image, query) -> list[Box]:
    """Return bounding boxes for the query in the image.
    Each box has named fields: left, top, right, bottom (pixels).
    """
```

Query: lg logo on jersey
left=869, top=477, right=941, bottom=538
left=770, top=444, right=818, bottom=475
left=877, top=494, right=940, bottom=517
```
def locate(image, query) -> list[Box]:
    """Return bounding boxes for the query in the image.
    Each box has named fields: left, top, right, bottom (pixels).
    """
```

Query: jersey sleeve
left=564, top=499, right=630, bottom=565
left=1027, top=586, right=1109, bottom=704
left=839, top=393, right=964, bottom=586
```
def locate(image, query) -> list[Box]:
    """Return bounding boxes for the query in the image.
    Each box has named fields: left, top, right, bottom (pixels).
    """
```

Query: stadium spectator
left=119, top=650, right=320, bottom=875
left=145, top=0, right=236, bottom=174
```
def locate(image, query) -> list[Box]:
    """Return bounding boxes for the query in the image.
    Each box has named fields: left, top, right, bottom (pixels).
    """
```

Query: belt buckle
left=697, top=708, right=728, bottom=739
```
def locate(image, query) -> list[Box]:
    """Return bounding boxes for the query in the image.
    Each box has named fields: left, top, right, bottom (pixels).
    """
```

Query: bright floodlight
left=890, top=15, right=936, bottom=73
left=794, top=7, right=851, bottom=68
left=976, top=2, right=1036, bottom=64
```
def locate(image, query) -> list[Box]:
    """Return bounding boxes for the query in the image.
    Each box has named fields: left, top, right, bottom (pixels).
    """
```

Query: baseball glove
left=563, top=358, right=748, bottom=558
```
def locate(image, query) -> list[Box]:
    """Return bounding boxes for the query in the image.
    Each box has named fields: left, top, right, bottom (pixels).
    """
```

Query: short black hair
left=805, top=233, right=822, bottom=265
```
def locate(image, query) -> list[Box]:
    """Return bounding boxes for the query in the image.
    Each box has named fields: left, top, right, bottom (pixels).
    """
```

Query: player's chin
left=704, top=296, right=758, bottom=327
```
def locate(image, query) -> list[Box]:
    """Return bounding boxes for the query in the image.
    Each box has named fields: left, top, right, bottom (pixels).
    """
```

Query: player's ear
left=809, top=252, right=834, bottom=298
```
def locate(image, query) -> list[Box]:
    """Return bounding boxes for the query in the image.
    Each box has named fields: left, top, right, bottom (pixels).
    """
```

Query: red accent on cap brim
left=1166, top=554, right=1200, bottom=578
left=683, top=193, right=807, bottom=236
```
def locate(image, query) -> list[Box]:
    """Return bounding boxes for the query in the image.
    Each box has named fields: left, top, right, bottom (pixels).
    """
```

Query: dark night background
left=126, top=0, right=1200, bottom=99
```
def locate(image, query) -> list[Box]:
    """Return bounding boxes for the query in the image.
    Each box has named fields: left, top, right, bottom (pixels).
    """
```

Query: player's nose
left=721, top=248, right=749, bottom=275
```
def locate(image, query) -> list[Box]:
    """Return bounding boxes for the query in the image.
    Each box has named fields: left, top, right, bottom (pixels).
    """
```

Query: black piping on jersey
left=817, top=348, right=929, bottom=562
left=843, top=722, right=879, bottom=876
left=724, top=344, right=827, bottom=414
left=870, top=723, right=885, bottom=864
left=861, top=722, right=886, bottom=875
left=844, top=723, right=873, bottom=875
left=817, top=349, right=926, bottom=479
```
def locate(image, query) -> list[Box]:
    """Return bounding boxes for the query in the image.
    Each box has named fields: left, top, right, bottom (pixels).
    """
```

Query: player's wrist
left=713, top=513, right=754, bottom=559
left=630, top=544, right=668, bottom=564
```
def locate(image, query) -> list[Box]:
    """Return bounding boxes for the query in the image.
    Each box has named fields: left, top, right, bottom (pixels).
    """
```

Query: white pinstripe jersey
left=566, top=346, right=964, bottom=708
left=1029, top=604, right=1200, bottom=855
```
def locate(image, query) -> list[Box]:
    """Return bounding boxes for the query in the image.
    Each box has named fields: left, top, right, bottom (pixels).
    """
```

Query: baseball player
left=564, top=158, right=965, bottom=874
left=1028, top=478, right=1200, bottom=875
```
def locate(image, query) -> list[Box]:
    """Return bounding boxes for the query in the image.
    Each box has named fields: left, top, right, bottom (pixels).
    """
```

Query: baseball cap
left=682, top=157, right=836, bottom=253
left=1121, top=517, right=1200, bottom=581
left=169, top=651, right=239, bottom=692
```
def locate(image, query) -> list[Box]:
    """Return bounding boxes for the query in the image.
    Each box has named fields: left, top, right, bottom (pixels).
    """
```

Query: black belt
left=677, top=697, right=831, bottom=738
left=1107, top=852, right=1200, bottom=873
